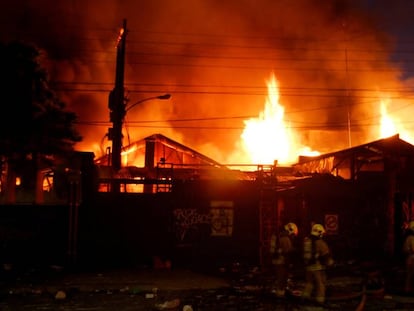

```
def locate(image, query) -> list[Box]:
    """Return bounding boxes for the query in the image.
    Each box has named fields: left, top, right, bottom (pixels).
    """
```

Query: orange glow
left=242, top=74, right=290, bottom=163
left=91, top=72, right=323, bottom=168
left=379, top=98, right=397, bottom=138
left=379, top=97, right=414, bottom=143
left=239, top=72, right=319, bottom=165
left=120, top=143, right=147, bottom=167
left=116, top=28, right=124, bottom=47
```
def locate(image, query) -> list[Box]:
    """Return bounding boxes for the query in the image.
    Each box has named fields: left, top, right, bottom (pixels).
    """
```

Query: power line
left=53, top=87, right=414, bottom=102
left=75, top=120, right=414, bottom=131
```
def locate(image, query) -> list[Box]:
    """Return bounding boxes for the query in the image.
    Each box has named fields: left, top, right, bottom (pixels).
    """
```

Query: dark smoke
left=1, top=0, right=413, bottom=163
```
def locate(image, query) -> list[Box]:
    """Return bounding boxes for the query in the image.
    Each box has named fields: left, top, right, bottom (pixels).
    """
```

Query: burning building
left=2, top=0, right=414, bottom=269
left=26, top=129, right=402, bottom=270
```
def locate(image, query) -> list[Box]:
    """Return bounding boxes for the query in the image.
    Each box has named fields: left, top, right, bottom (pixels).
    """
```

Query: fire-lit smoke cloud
left=2, top=0, right=414, bottom=164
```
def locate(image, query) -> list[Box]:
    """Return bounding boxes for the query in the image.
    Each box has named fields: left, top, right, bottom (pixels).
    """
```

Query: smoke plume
left=1, top=0, right=413, bottom=164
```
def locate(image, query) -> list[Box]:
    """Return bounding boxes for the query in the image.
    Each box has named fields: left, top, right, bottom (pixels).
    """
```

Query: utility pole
left=343, top=19, right=352, bottom=148
left=108, top=19, right=127, bottom=187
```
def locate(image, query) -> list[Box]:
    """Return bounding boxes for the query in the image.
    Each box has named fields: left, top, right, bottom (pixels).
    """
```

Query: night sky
left=2, top=0, right=414, bottom=164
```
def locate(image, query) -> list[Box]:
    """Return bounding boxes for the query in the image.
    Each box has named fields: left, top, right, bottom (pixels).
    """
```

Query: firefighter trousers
left=273, top=263, right=289, bottom=296
left=302, top=269, right=327, bottom=304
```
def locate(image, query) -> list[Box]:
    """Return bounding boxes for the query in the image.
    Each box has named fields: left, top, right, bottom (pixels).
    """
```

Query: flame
left=379, top=98, right=397, bottom=138
left=239, top=72, right=319, bottom=165
left=241, top=74, right=290, bottom=164
left=93, top=71, right=322, bottom=167
left=379, top=97, right=414, bottom=143
left=121, top=145, right=138, bottom=166
left=116, top=28, right=125, bottom=47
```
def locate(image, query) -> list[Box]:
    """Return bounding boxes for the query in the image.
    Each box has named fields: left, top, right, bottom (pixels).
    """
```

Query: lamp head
left=158, top=94, right=171, bottom=100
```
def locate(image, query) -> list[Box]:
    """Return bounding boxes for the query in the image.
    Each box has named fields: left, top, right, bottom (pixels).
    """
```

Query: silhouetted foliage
left=0, top=40, right=82, bottom=158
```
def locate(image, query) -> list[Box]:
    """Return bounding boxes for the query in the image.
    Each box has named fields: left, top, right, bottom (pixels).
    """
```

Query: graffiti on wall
left=173, top=208, right=211, bottom=241
left=173, top=201, right=234, bottom=241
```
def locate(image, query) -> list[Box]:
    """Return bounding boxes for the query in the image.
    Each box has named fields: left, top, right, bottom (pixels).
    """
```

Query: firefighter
left=302, top=223, right=334, bottom=304
left=403, top=221, right=414, bottom=293
left=270, top=222, right=298, bottom=297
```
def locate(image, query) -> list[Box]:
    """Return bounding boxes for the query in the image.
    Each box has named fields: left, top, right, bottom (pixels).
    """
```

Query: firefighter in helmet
left=270, top=222, right=298, bottom=297
left=302, top=223, right=334, bottom=304
left=403, top=221, right=414, bottom=293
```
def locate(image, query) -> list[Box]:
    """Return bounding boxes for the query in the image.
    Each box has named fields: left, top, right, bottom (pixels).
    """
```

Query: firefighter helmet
left=284, top=222, right=298, bottom=236
left=311, top=224, right=325, bottom=237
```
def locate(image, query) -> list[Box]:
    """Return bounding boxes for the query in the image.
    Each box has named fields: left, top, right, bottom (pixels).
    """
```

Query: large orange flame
left=379, top=97, right=414, bottom=143
left=239, top=72, right=319, bottom=165
left=379, top=98, right=397, bottom=138
left=241, top=74, right=290, bottom=164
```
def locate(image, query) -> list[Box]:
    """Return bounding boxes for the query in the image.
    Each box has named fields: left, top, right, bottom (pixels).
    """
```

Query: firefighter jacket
left=303, top=236, right=334, bottom=271
left=270, top=230, right=293, bottom=265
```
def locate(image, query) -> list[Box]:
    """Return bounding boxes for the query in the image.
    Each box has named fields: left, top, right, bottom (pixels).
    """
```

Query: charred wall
left=78, top=179, right=262, bottom=270
left=1, top=171, right=410, bottom=271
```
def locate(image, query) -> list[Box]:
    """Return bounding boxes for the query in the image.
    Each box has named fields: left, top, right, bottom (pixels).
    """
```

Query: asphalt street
left=1, top=263, right=414, bottom=310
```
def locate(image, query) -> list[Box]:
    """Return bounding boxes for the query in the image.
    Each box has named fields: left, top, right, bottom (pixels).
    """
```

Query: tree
left=0, top=41, right=82, bottom=202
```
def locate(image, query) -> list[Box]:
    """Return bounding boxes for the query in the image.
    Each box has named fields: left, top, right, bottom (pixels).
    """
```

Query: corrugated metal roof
left=292, top=134, right=414, bottom=177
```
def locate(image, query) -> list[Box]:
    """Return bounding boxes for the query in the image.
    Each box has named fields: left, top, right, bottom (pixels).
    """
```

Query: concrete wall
left=78, top=180, right=261, bottom=270
left=0, top=174, right=406, bottom=271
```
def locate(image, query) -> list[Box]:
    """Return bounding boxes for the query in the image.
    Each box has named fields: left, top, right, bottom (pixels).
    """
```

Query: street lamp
left=125, top=93, right=171, bottom=113
left=109, top=93, right=171, bottom=175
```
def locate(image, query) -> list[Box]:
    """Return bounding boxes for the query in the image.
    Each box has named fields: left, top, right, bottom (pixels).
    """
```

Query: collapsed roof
left=96, top=133, right=226, bottom=168
left=292, top=134, right=414, bottom=181
left=96, top=133, right=414, bottom=185
left=95, top=133, right=255, bottom=181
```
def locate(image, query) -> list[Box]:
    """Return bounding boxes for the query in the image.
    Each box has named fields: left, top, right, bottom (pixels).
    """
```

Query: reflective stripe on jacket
left=270, top=231, right=293, bottom=265
left=304, top=236, right=332, bottom=271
